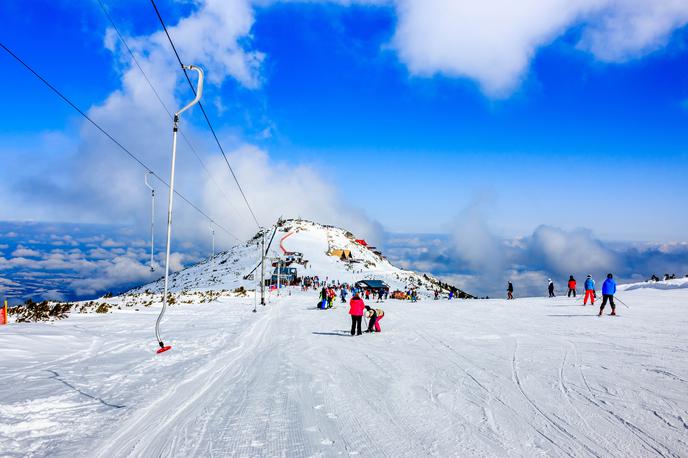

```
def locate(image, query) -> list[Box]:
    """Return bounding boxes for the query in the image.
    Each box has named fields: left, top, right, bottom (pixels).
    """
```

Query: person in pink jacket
left=349, top=293, right=365, bottom=336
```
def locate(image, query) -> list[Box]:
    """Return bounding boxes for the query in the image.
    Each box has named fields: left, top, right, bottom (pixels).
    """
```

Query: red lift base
left=156, top=345, right=172, bottom=354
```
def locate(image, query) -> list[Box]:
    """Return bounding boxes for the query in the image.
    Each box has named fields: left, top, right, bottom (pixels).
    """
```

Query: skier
left=583, top=274, right=596, bottom=305
left=507, top=281, right=514, bottom=300
left=434, top=290, right=439, bottom=300
left=319, top=286, right=328, bottom=309
left=327, top=288, right=335, bottom=308
left=364, top=305, right=384, bottom=333
left=598, top=273, right=617, bottom=316
left=567, top=275, right=577, bottom=297
left=448, top=290, right=454, bottom=300
left=340, top=287, right=348, bottom=303
left=349, top=293, right=365, bottom=336
left=548, top=279, right=555, bottom=298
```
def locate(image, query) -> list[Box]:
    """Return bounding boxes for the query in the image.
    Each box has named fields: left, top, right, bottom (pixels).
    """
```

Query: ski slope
left=1, top=283, right=687, bottom=457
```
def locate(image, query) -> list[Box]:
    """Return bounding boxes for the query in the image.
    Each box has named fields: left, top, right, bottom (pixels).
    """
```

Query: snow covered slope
left=619, top=277, right=688, bottom=291
left=129, top=218, right=471, bottom=298
left=1, top=283, right=687, bottom=456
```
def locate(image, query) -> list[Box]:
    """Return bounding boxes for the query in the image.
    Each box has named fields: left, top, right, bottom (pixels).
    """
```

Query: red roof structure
left=355, top=239, right=368, bottom=247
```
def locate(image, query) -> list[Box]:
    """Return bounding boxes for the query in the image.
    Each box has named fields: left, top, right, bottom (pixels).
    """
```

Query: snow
left=2, top=284, right=687, bottom=457
left=619, top=277, right=688, bottom=292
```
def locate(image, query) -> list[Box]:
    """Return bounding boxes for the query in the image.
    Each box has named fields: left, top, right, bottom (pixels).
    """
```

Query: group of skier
left=512, top=273, right=620, bottom=316
left=313, top=281, right=386, bottom=334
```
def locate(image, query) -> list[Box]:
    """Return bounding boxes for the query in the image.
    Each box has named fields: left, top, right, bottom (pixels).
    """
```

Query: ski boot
left=598, top=309, right=603, bottom=317
left=610, top=310, right=616, bottom=316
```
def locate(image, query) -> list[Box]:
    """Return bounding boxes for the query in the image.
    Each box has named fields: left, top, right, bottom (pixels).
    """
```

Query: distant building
left=271, top=266, right=298, bottom=285
left=327, top=248, right=352, bottom=259
left=355, top=279, right=389, bottom=292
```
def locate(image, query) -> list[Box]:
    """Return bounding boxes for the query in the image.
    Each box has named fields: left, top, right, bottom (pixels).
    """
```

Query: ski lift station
left=355, top=279, right=389, bottom=292
left=271, top=266, right=298, bottom=285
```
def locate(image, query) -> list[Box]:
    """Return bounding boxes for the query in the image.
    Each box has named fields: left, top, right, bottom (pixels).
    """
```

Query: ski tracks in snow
left=567, top=342, right=682, bottom=458
left=511, top=339, right=602, bottom=457
left=92, top=309, right=273, bottom=457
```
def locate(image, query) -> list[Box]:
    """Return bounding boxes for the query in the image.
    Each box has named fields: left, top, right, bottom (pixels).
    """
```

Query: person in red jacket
left=567, top=275, right=577, bottom=297
left=349, top=293, right=365, bottom=336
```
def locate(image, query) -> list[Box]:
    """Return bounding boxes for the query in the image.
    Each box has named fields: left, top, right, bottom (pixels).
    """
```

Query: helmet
left=587, top=274, right=591, bottom=278
left=607, top=273, right=613, bottom=279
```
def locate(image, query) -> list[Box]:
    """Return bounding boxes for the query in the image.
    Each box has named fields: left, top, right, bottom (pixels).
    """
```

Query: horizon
left=2, top=218, right=687, bottom=304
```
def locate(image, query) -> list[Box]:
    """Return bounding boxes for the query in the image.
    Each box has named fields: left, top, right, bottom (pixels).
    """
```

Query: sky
left=0, top=0, right=687, bottom=300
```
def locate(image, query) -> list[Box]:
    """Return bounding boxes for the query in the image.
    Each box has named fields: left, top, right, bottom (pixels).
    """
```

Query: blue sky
left=1, top=0, right=687, bottom=300
left=1, top=1, right=686, bottom=239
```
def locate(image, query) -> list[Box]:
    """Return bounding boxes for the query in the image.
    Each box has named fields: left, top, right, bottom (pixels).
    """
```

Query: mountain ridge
left=128, top=218, right=474, bottom=298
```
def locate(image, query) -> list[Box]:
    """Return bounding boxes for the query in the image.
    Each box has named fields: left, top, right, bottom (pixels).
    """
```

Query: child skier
left=364, top=305, right=384, bottom=333
left=548, top=279, right=555, bottom=298
left=349, top=293, right=365, bottom=336
left=327, top=288, right=335, bottom=308
left=598, top=273, right=617, bottom=316
left=583, top=274, right=596, bottom=305
left=507, top=281, right=514, bottom=300
left=567, top=275, right=577, bottom=297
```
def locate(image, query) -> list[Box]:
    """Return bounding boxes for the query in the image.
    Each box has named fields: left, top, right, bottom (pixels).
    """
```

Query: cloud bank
left=385, top=225, right=688, bottom=298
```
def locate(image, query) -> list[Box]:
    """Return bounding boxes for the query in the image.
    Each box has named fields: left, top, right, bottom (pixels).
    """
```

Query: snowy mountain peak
left=129, top=218, right=473, bottom=298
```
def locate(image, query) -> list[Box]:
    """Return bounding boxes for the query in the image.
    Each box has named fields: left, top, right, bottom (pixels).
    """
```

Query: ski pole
left=614, top=296, right=630, bottom=309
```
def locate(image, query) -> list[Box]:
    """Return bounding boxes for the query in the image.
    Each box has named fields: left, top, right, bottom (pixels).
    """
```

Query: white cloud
left=202, top=146, right=384, bottom=245
left=102, top=238, right=125, bottom=248
left=11, top=245, right=41, bottom=258
left=69, top=254, right=160, bottom=297
left=450, top=195, right=504, bottom=278
left=524, top=225, right=619, bottom=276
left=577, top=0, right=688, bottom=62
left=389, top=0, right=688, bottom=96
left=167, top=252, right=187, bottom=273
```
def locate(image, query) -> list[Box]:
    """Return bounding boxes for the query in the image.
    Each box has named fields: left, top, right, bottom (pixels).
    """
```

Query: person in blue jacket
left=599, top=273, right=617, bottom=316
left=583, top=274, right=596, bottom=305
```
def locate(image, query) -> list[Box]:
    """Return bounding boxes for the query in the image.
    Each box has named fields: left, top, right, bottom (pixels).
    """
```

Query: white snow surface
left=619, top=277, right=688, bottom=291
left=2, top=284, right=688, bottom=457
left=129, top=219, right=457, bottom=296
